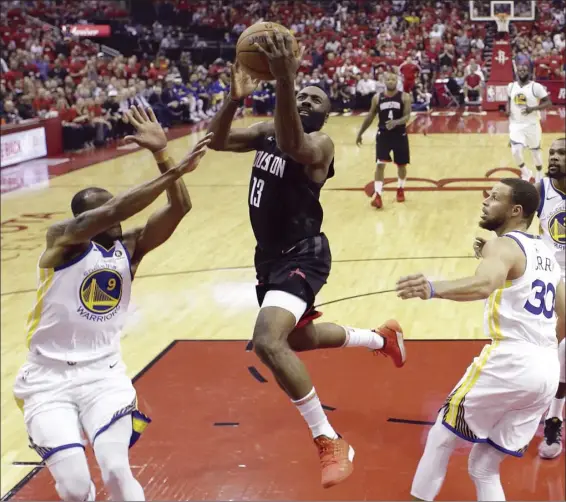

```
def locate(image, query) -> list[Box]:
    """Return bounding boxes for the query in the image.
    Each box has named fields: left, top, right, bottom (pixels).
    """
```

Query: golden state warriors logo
left=80, top=269, right=122, bottom=315
left=548, top=210, right=566, bottom=246
left=514, top=93, right=527, bottom=105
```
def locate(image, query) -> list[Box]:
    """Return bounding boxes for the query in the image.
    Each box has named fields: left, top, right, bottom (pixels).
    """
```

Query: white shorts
left=441, top=340, right=559, bottom=456
left=509, top=122, right=542, bottom=149
left=13, top=352, right=147, bottom=461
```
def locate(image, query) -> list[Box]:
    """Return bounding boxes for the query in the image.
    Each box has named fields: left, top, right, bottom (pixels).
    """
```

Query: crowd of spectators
left=1, top=0, right=564, bottom=153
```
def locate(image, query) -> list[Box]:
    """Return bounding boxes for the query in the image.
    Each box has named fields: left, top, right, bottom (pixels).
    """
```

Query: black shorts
left=255, top=233, right=331, bottom=327
left=375, top=129, right=410, bottom=166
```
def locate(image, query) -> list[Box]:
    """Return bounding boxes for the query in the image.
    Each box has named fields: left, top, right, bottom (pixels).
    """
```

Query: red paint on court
left=7, top=340, right=565, bottom=501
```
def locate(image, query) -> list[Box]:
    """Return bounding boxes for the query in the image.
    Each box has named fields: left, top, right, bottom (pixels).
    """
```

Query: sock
left=547, top=397, right=565, bottom=420
left=535, top=168, right=543, bottom=183
left=520, top=164, right=531, bottom=179
left=374, top=181, right=383, bottom=195
left=293, top=388, right=338, bottom=439
left=342, top=327, right=384, bottom=350
left=398, top=177, right=406, bottom=188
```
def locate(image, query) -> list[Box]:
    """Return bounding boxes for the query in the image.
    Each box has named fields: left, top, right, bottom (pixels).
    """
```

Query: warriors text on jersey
left=249, top=134, right=334, bottom=251
left=538, top=178, right=566, bottom=275
left=26, top=241, right=132, bottom=363
left=484, top=231, right=561, bottom=347
left=377, top=91, right=405, bottom=132
left=507, top=81, right=548, bottom=125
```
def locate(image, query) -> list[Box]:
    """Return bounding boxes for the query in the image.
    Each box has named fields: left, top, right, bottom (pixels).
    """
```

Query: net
left=495, top=13, right=511, bottom=32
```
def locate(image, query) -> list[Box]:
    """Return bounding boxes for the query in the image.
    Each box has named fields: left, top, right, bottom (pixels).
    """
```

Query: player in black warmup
left=207, top=32, right=407, bottom=489
left=356, top=72, right=412, bottom=209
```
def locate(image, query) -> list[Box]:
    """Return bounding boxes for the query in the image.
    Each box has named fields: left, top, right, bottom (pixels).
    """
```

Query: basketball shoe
left=396, top=188, right=405, bottom=202
left=371, top=193, right=383, bottom=209
left=314, top=435, right=355, bottom=488
left=538, top=418, right=563, bottom=459
left=374, top=319, right=406, bottom=367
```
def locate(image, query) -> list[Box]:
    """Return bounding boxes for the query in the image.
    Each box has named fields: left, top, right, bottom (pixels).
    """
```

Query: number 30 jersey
left=25, top=240, right=132, bottom=363
left=484, top=231, right=561, bottom=348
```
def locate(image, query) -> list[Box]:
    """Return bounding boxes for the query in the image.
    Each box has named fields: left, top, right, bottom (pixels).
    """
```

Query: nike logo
left=109, top=361, right=118, bottom=369
left=546, top=195, right=559, bottom=200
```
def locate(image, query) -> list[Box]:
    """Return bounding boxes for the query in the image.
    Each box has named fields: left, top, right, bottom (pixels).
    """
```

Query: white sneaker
left=538, top=418, right=563, bottom=459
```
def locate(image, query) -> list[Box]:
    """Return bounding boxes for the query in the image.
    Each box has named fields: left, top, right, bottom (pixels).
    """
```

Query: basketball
left=236, top=21, right=299, bottom=80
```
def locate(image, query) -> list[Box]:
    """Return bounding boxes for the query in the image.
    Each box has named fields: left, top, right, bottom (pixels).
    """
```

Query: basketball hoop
left=495, top=13, right=510, bottom=33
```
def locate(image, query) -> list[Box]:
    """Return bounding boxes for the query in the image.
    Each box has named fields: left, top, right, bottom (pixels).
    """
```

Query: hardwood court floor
left=1, top=108, right=565, bottom=499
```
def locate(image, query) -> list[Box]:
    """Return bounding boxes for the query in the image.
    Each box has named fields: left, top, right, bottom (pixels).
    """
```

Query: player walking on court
left=507, top=64, right=552, bottom=183
left=13, top=105, right=212, bottom=501
left=397, top=178, right=564, bottom=501
left=207, top=32, right=406, bottom=488
left=356, top=72, right=412, bottom=209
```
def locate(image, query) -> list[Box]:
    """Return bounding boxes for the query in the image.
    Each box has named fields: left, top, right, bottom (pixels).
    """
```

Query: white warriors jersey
left=538, top=178, right=566, bottom=276
left=507, top=80, right=548, bottom=125
left=25, top=240, right=132, bottom=363
left=484, top=231, right=561, bottom=348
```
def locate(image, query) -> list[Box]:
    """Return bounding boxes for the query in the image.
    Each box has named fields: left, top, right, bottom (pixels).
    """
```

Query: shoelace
left=316, top=439, right=344, bottom=468
left=545, top=420, right=563, bottom=444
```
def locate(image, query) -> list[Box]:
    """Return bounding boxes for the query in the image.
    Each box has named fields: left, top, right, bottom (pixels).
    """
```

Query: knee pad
left=55, top=473, right=92, bottom=501
left=511, top=143, right=524, bottom=165
left=531, top=148, right=543, bottom=167
left=468, top=443, right=505, bottom=481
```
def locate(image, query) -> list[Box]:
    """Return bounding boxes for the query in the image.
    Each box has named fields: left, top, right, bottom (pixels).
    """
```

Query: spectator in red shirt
left=399, top=55, right=421, bottom=92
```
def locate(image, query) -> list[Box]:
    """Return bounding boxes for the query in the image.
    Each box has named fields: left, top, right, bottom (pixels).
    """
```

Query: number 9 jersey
left=484, top=230, right=562, bottom=348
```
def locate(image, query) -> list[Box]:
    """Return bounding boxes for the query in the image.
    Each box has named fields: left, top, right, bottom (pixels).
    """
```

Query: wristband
left=427, top=280, right=435, bottom=299
left=153, top=148, right=170, bottom=163
left=231, top=97, right=244, bottom=106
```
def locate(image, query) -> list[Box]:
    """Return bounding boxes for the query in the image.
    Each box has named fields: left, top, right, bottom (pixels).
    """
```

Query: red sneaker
left=374, top=319, right=406, bottom=367
left=314, top=435, right=355, bottom=488
left=371, top=193, right=383, bottom=209
left=396, top=188, right=405, bottom=202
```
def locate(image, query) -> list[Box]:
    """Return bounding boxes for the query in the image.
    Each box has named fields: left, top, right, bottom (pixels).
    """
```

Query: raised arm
left=120, top=106, right=213, bottom=268
left=206, top=61, right=269, bottom=152
left=356, top=93, right=379, bottom=146
left=396, top=237, right=523, bottom=302
left=255, top=32, right=334, bottom=171
left=40, top=138, right=211, bottom=268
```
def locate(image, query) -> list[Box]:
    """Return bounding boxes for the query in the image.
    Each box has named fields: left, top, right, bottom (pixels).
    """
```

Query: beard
left=546, top=167, right=566, bottom=179
left=479, top=215, right=505, bottom=231
left=299, top=110, right=327, bottom=133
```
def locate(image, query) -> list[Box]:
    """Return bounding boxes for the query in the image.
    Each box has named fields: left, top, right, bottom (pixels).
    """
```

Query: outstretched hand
left=253, top=30, right=305, bottom=80
left=175, top=132, right=214, bottom=175
left=124, top=105, right=167, bottom=153
left=396, top=273, right=433, bottom=300
left=230, top=61, right=260, bottom=100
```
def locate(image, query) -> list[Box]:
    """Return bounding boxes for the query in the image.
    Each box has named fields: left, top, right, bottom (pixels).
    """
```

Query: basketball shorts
left=13, top=352, right=150, bottom=461
left=440, top=340, right=559, bottom=457
left=255, top=233, right=331, bottom=328
left=509, top=122, right=542, bottom=149
left=375, top=130, right=410, bottom=166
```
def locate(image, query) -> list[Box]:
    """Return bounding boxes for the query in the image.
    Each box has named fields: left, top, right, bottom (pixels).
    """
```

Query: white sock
left=293, top=388, right=338, bottom=439
left=374, top=181, right=383, bottom=195
left=342, top=327, right=384, bottom=350
left=547, top=397, right=565, bottom=420
left=398, top=177, right=406, bottom=188
left=535, top=169, right=543, bottom=183
left=520, top=164, right=532, bottom=180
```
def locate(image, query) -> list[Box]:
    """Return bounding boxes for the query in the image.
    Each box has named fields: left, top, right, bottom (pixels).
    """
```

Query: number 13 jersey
left=249, top=134, right=334, bottom=252
left=485, top=231, right=561, bottom=348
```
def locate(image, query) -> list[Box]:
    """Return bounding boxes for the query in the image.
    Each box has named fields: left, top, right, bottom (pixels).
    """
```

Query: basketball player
left=473, top=139, right=566, bottom=459
left=356, top=72, right=412, bottom=209
left=507, top=64, right=552, bottom=183
left=398, top=178, right=564, bottom=501
left=13, top=105, right=212, bottom=501
left=536, top=138, right=566, bottom=458
left=206, top=33, right=406, bottom=488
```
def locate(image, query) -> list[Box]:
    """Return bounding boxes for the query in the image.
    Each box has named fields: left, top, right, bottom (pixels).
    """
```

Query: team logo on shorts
left=548, top=210, right=566, bottom=246
left=514, top=93, right=527, bottom=106
left=79, top=269, right=123, bottom=315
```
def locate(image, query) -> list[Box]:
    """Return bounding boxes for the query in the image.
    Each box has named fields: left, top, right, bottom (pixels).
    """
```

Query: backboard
left=469, top=0, right=535, bottom=22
